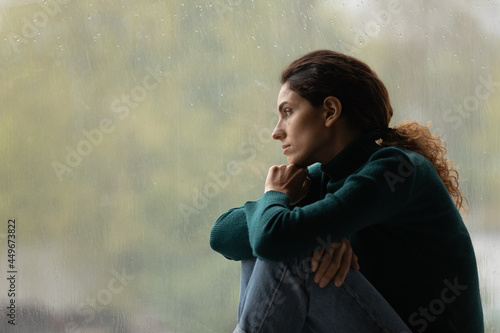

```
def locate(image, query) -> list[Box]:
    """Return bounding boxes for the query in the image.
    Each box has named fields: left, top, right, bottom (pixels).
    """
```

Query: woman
left=210, top=50, right=484, bottom=332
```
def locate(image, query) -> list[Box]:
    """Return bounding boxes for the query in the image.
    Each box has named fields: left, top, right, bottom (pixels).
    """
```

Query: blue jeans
left=234, top=256, right=411, bottom=333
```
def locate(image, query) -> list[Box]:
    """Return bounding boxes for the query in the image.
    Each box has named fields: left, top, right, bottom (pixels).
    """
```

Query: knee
left=269, top=256, right=314, bottom=281
left=287, top=255, right=314, bottom=280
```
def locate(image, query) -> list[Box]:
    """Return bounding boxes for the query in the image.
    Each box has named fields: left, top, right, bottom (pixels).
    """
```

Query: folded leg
left=235, top=256, right=411, bottom=333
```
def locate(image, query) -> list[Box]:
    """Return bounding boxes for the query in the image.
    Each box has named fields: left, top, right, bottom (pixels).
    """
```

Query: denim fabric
left=234, top=257, right=411, bottom=333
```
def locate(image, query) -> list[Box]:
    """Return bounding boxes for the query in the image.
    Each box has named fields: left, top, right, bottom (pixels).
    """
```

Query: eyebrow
left=278, top=101, right=288, bottom=112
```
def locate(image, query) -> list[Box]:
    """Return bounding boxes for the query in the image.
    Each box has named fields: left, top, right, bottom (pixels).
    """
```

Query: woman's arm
left=209, top=206, right=254, bottom=261
left=209, top=162, right=362, bottom=286
left=312, top=238, right=359, bottom=287
left=209, top=163, right=324, bottom=260
left=210, top=205, right=360, bottom=287
left=245, top=149, right=417, bottom=261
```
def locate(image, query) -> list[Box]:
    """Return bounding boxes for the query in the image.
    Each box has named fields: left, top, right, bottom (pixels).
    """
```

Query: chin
left=288, top=157, right=308, bottom=168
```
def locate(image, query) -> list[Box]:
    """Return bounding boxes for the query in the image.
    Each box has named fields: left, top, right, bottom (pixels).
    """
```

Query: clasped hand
left=264, top=164, right=359, bottom=287
left=311, top=238, right=360, bottom=288
left=264, top=164, right=311, bottom=205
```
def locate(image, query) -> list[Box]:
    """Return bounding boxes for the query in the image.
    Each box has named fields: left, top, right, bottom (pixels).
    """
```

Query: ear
left=323, top=96, right=342, bottom=127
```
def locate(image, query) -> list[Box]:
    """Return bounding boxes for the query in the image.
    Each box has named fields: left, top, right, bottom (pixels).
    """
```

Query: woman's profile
left=210, top=50, right=484, bottom=332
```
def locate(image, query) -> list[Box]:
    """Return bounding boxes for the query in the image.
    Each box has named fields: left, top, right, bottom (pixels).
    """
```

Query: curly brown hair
left=281, top=50, right=465, bottom=211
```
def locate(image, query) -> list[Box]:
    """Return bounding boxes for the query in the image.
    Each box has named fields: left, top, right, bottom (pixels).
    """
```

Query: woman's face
left=273, top=84, right=333, bottom=167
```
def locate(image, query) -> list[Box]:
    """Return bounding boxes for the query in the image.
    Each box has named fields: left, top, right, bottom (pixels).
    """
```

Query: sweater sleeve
left=209, top=163, right=324, bottom=261
left=244, top=149, right=418, bottom=261
left=209, top=206, right=254, bottom=261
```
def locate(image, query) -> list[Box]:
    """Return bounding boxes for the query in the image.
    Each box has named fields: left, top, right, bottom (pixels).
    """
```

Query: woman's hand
left=311, top=238, right=359, bottom=288
left=264, top=164, right=311, bottom=205
left=264, top=165, right=358, bottom=286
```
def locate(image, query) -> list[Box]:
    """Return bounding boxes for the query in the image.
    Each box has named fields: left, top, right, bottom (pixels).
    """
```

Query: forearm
left=209, top=163, right=326, bottom=261
left=210, top=207, right=254, bottom=261
left=244, top=191, right=350, bottom=261
left=244, top=150, right=414, bottom=261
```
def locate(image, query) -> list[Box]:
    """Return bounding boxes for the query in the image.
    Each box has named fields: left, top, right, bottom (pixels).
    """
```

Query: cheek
left=299, top=123, right=318, bottom=142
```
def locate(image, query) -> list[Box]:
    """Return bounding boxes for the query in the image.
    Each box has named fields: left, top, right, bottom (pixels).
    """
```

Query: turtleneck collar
left=320, top=131, right=382, bottom=182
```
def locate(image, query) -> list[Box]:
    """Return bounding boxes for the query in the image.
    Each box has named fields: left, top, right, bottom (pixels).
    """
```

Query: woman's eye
left=284, top=109, right=292, bottom=117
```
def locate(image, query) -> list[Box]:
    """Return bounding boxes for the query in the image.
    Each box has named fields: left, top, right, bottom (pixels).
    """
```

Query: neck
left=320, top=120, right=361, bottom=164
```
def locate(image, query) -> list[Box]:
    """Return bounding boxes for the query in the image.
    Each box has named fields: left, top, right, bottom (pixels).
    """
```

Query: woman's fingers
left=351, top=252, right=360, bottom=270
left=316, top=242, right=343, bottom=287
left=290, top=176, right=312, bottom=205
left=333, top=247, right=352, bottom=287
left=311, top=247, right=325, bottom=272
left=264, top=164, right=310, bottom=204
left=313, top=241, right=344, bottom=287
left=311, top=238, right=359, bottom=288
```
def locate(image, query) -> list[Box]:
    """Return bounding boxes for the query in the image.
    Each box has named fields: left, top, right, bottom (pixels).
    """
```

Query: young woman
left=210, top=50, right=484, bottom=332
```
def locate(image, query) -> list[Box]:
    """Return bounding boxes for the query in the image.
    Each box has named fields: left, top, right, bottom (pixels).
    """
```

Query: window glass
left=1, top=0, right=498, bottom=331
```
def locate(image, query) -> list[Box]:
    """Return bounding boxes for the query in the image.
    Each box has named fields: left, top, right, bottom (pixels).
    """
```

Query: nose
left=272, top=120, right=285, bottom=141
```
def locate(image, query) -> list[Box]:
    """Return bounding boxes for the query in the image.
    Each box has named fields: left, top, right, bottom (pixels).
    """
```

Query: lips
left=282, top=144, right=291, bottom=153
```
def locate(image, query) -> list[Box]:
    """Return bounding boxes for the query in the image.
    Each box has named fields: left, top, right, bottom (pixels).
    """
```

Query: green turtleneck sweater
left=210, top=132, right=483, bottom=332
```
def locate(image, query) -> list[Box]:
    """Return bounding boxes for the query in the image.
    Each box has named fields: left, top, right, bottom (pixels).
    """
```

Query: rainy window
left=0, top=0, right=498, bottom=332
